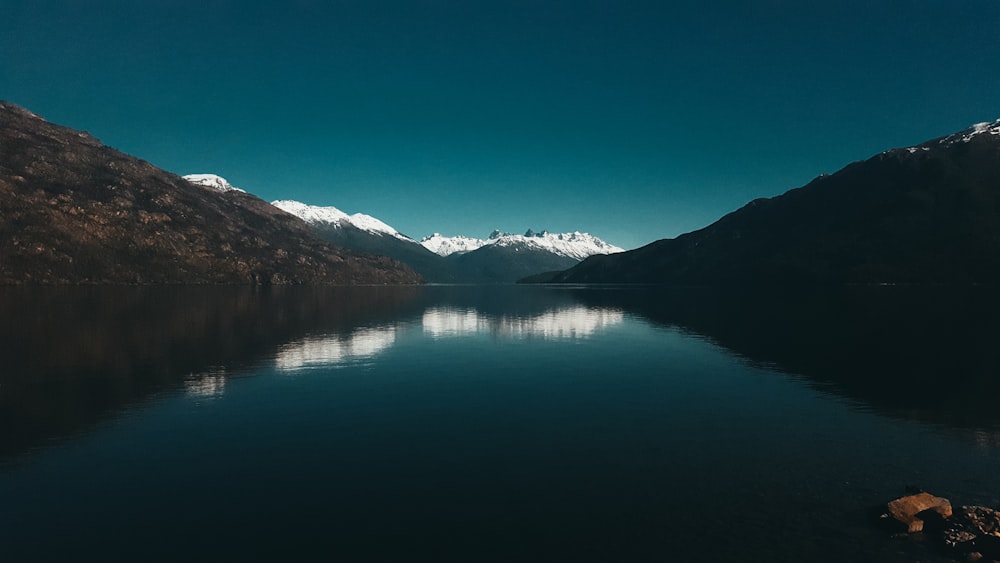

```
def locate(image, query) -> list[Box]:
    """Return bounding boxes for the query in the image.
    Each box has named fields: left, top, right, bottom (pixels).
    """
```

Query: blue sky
left=3, top=1, right=999, bottom=249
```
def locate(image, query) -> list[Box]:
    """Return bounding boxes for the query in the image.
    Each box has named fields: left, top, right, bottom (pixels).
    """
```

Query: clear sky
left=3, top=1, right=999, bottom=249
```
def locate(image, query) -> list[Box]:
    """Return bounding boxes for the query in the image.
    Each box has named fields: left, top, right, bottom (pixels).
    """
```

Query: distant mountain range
left=531, top=119, right=1000, bottom=285
left=0, top=102, right=420, bottom=284
left=267, top=198, right=623, bottom=283
left=420, top=229, right=623, bottom=260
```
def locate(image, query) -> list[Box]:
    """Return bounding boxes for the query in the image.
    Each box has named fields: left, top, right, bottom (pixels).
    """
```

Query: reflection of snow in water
left=275, top=326, right=397, bottom=371
left=422, top=306, right=624, bottom=339
left=185, top=369, right=227, bottom=397
left=499, top=307, right=625, bottom=339
left=420, top=308, right=491, bottom=337
left=273, top=306, right=622, bottom=371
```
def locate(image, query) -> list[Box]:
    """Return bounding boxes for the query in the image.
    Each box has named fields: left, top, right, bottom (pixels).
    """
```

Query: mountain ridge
left=533, top=118, right=1000, bottom=285
left=421, top=230, right=624, bottom=260
left=270, top=199, right=414, bottom=242
left=0, top=101, right=421, bottom=285
left=269, top=198, right=624, bottom=260
left=266, top=197, right=624, bottom=283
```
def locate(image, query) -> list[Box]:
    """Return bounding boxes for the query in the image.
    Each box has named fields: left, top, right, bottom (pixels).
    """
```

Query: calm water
left=2, top=285, right=999, bottom=562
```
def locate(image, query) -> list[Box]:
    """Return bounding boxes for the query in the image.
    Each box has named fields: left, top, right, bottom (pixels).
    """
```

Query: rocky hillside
left=538, top=120, right=1000, bottom=285
left=0, top=102, right=421, bottom=284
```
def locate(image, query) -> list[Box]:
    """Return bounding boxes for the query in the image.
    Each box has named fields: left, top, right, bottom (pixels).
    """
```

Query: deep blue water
left=2, top=285, right=999, bottom=562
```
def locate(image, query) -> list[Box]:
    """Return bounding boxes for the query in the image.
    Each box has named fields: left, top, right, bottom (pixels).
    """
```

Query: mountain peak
left=421, top=230, right=624, bottom=260
left=183, top=174, right=246, bottom=193
left=420, top=233, right=488, bottom=256
left=0, top=101, right=42, bottom=120
left=272, top=199, right=350, bottom=223
left=272, top=199, right=413, bottom=242
left=916, top=119, right=1000, bottom=148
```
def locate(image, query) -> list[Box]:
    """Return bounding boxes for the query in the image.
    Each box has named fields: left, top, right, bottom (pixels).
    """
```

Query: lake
left=2, top=284, right=999, bottom=562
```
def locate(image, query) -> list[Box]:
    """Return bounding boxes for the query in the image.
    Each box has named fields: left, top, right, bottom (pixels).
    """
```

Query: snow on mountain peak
left=271, top=200, right=349, bottom=223
left=271, top=200, right=413, bottom=241
left=421, top=230, right=624, bottom=260
left=936, top=119, right=1000, bottom=146
left=967, top=119, right=1000, bottom=136
left=180, top=174, right=621, bottom=260
left=886, top=119, right=1000, bottom=156
left=420, top=233, right=488, bottom=256
left=183, top=174, right=246, bottom=193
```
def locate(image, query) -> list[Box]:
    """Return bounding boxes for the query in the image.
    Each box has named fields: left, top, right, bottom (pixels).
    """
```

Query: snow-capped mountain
left=271, top=199, right=413, bottom=242
left=183, top=173, right=246, bottom=193
left=887, top=119, right=1000, bottom=156
left=270, top=197, right=625, bottom=281
left=933, top=119, right=1000, bottom=146
left=271, top=199, right=451, bottom=282
left=419, top=234, right=489, bottom=256
left=421, top=229, right=624, bottom=260
left=178, top=175, right=625, bottom=283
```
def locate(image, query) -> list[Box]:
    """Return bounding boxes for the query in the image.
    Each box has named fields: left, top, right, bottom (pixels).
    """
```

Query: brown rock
left=887, top=492, right=953, bottom=533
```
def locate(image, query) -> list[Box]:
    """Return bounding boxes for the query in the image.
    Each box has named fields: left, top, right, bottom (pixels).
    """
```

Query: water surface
left=2, top=285, right=998, bottom=562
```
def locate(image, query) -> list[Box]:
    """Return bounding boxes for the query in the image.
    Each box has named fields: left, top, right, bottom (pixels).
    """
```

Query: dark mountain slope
left=0, top=102, right=420, bottom=284
left=308, top=225, right=582, bottom=283
left=541, top=121, right=1000, bottom=285
left=445, top=242, right=580, bottom=283
left=307, top=223, right=460, bottom=283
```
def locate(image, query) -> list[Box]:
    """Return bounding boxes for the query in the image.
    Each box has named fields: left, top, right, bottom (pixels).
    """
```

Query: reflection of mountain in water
left=184, top=369, right=229, bottom=397
left=0, top=286, right=423, bottom=463
left=422, top=306, right=624, bottom=339
left=7, top=282, right=996, bottom=467
left=273, top=304, right=626, bottom=372
left=275, top=327, right=398, bottom=371
left=572, top=286, right=1000, bottom=432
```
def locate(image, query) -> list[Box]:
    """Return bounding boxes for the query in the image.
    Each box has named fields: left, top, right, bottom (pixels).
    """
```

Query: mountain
left=444, top=240, right=580, bottom=283
left=182, top=173, right=246, bottom=193
left=271, top=200, right=455, bottom=282
left=432, top=229, right=623, bottom=283
left=419, top=233, right=488, bottom=256
left=535, top=119, right=1000, bottom=285
left=270, top=199, right=411, bottom=241
left=0, top=102, right=421, bottom=284
left=422, top=229, right=624, bottom=260
left=272, top=200, right=624, bottom=283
